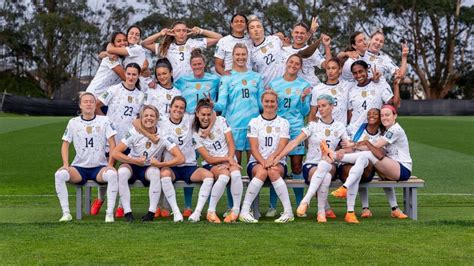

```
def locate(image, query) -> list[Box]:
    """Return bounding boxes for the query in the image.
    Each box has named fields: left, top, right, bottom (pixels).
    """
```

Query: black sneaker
left=142, top=211, right=155, bottom=222
left=124, top=212, right=134, bottom=222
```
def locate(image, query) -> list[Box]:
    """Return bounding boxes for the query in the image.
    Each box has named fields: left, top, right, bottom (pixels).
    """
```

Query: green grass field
left=0, top=115, right=473, bottom=264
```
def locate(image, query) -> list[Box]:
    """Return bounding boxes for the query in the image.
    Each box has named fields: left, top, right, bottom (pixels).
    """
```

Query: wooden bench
left=73, top=176, right=424, bottom=220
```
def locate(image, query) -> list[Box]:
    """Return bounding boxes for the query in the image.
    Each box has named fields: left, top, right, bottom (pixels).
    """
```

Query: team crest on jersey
left=175, top=127, right=182, bottom=135
left=361, top=91, right=367, bottom=97
left=286, top=88, right=292, bottom=95
left=331, top=88, right=337, bottom=95
left=86, top=126, right=93, bottom=134
left=363, top=135, right=369, bottom=141
left=209, top=133, right=215, bottom=140
left=242, top=79, right=247, bottom=86
left=128, top=96, right=133, bottom=103
left=195, top=83, right=201, bottom=90
left=260, top=47, right=267, bottom=53
left=369, top=55, right=376, bottom=61
left=146, top=141, right=151, bottom=149
left=178, top=45, right=185, bottom=52
left=266, top=126, right=272, bottom=133
left=166, top=94, right=172, bottom=100
left=325, top=128, right=331, bottom=136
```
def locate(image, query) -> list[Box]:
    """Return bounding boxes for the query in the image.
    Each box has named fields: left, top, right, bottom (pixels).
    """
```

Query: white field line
left=0, top=193, right=472, bottom=197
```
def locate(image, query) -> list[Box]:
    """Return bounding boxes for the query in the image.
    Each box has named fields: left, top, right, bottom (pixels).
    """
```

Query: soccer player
left=267, top=54, right=311, bottom=216
left=159, top=96, right=216, bottom=222
left=193, top=99, right=243, bottom=223
left=112, top=105, right=185, bottom=222
left=54, top=92, right=118, bottom=223
left=175, top=49, right=220, bottom=113
left=273, top=94, right=348, bottom=223
left=239, top=90, right=294, bottom=223
left=142, top=22, right=222, bottom=80
left=339, top=31, right=368, bottom=81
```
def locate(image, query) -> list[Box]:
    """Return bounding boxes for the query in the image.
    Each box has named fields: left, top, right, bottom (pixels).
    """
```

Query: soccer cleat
left=274, top=213, right=295, bottom=223
left=265, top=207, right=277, bottom=218
left=142, top=211, right=155, bottom=222
left=188, top=212, right=201, bottom=223
left=320, top=140, right=335, bottom=162
left=325, top=209, right=337, bottom=219
left=115, top=207, right=124, bottom=218
left=154, top=208, right=161, bottom=218
left=331, top=186, right=347, bottom=199
left=160, top=209, right=171, bottom=217
left=239, top=212, right=258, bottom=223
left=59, top=213, right=72, bottom=222
left=361, top=208, right=373, bottom=218
left=124, top=212, right=135, bottom=222
left=344, top=212, right=359, bottom=224
left=296, top=201, right=309, bottom=217
left=391, top=209, right=408, bottom=219
left=317, top=213, right=327, bottom=223
left=173, top=212, right=184, bottom=223
left=182, top=208, right=193, bottom=218
left=206, top=212, right=221, bottom=224
left=223, top=210, right=238, bottom=223
left=90, top=199, right=104, bottom=215
left=105, top=213, right=114, bottom=223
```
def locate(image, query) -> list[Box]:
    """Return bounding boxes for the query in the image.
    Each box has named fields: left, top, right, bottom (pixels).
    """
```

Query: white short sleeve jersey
left=144, top=84, right=182, bottom=121
left=121, top=127, right=176, bottom=163
left=302, top=119, right=348, bottom=165
left=214, top=35, right=253, bottom=71
left=124, top=44, right=147, bottom=68
left=161, top=38, right=208, bottom=80
left=282, top=45, right=325, bottom=86
left=193, top=116, right=232, bottom=165
left=382, top=122, right=412, bottom=171
left=250, top=35, right=285, bottom=87
left=311, top=80, right=351, bottom=125
left=247, top=115, right=290, bottom=164
left=62, top=115, right=116, bottom=168
left=86, top=57, right=122, bottom=97
left=158, top=113, right=196, bottom=166
left=98, top=83, right=144, bottom=143
left=362, top=50, right=398, bottom=81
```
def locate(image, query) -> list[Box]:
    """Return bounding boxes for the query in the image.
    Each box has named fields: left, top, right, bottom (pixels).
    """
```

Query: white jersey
left=250, top=35, right=285, bottom=87
left=193, top=116, right=232, bottom=166
left=348, top=80, right=393, bottom=134
left=362, top=50, right=398, bottom=80
left=86, top=57, right=122, bottom=97
left=247, top=115, right=290, bottom=164
left=144, top=84, right=182, bottom=121
left=382, top=123, right=412, bottom=171
left=123, top=44, right=147, bottom=68
left=62, top=115, right=116, bottom=168
left=159, top=113, right=196, bottom=166
left=282, top=45, right=325, bottom=86
left=302, top=119, right=348, bottom=165
left=157, top=38, right=207, bottom=80
left=122, top=127, right=176, bottom=163
left=214, top=34, right=253, bottom=72
left=311, top=80, right=351, bottom=125
left=98, top=83, right=144, bottom=143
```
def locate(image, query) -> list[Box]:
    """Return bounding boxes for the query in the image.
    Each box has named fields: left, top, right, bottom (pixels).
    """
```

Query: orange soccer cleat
left=391, top=209, right=408, bottom=219
left=90, top=199, right=104, bottom=215
left=325, top=209, right=337, bottom=219
left=331, top=186, right=347, bottom=199
left=344, top=212, right=359, bottom=224
left=206, top=212, right=221, bottom=223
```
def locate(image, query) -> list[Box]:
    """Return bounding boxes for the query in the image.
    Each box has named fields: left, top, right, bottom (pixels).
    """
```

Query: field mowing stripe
left=0, top=193, right=472, bottom=197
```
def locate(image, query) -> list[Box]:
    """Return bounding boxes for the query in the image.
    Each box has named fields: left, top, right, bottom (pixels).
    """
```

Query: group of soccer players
left=55, top=13, right=413, bottom=224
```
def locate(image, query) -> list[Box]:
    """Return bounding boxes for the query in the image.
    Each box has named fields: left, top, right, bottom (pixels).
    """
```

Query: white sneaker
left=188, top=212, right=200, bottom=223
left=275, top=213, right=295, bottom=223
left=239, top=212, right=258, bottom=223
left=59, top=213, right=72, bottom=222
left=105, top=213, right=114, bottom=223
left=173, top=212, right=184, bottom=223
left=265, top=207, right=277, bottom=217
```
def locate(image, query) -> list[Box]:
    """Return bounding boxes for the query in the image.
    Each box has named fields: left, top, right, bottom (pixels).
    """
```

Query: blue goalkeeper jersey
left=269, top=76, right=311, bottom=134
left=214, top=70, right=264, bottom=130
left=174, top=73, right=220, bottom=113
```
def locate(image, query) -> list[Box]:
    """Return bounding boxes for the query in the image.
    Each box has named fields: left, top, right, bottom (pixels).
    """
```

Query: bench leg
left=85, top=186, right=92, bottom=215
left=76, top=186, right=82, bottom=220
left=410, top=188, right=418, bottom=220
left=403, top=188, right=412, bottom=216
left=251, top=193, right=261, bottom=220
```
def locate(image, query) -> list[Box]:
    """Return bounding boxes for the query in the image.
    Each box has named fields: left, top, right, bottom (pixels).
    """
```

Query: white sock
left=161, top=176, right=180, bottom=214
left=230, top=170, right=243, bottom=213
left=147, top=167, right=161, bottom=213
left=272, top=178, right=292, bottom=215
left=241, top=178, right=264, bottom=214
left=101, top=169, right=118, bottom=215
left=384, top=188, right=398, bottom=208
left=317, top=173, right=332, bottom=214
left=359, top=187, right=369, bottom=209
left=346, top=179, right=360, bottom=212
left=55, top=169, right=70, bottom=215
left=118, top=167, right=132, bottom=213
left=343, top=156, right=368, bottom=188
left=195, top=178, right=214, bottom=214
left=208, top=175, right=230, bottom=212
left=302, top=160, right=332, bottom=204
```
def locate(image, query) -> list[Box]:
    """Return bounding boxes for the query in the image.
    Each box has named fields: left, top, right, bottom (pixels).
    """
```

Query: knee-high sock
left=146, top=167, right=161, bottom=213
left=269, top=186, right=278, bottom=209
left=272, top=178, right=292, bottom=215
left=161, top=176, right=180, bottom=214
left=359, top=187, right=369, bottom=209
left=230, top=170, right=243, bottom=213
left=343, top=156, right=369, bottom=188
left=302, top=160, right=332, bottom=204
left=241, top=178, right=264, bottom=214
left=384, top=188, right=398, bottom=208
left=194, top=178, right=214, bottom=214
left=184, top=187, right=194, bottom=209
left=101, top=169, right=118, bottom=215
left=208, top=175, right=230, bottom=212
left=55, top=169, right=70, bottom=214
left=292, top=172, right=304, bottom=206
left=317, top=173, right=332, bottom=214
left=118, top=167, right=132, bottom=213
left=346, top=179, right=360, bottom=212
